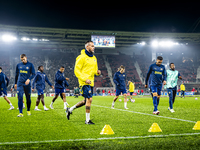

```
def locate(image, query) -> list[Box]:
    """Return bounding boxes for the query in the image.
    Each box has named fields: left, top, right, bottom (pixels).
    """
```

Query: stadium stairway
left=134, top=61, right=145, bottom=84
left=196, top=66, right=200, bottom=82
left=103, top=55, right=115, bottom=87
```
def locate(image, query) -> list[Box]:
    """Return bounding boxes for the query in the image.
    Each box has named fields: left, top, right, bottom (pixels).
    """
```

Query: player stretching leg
left=111, top=65, right=128, bottom=109
left=15, top=54, right=35, bottom=117
left=32, top=66, right=54, bottom=111
left=145, top=56, right=166, bottom=115
left=66, top=41, right=101, bottom=124
left=166, top=63, right=182, bottom=113
left=0, top=67, right=14, bottom=110
left=50, top=66, right=69, bottom=109
left=128, top=81, right=135, bottom=101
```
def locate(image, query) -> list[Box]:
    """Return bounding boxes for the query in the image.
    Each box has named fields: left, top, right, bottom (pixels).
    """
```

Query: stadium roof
left=0, top=24, right=200, bottom=49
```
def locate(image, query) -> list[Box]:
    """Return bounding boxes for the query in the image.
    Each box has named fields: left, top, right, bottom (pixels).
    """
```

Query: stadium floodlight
left=2, top=34, right=17, bottom=42
left=151, top=40, right=180, bottom=47
left=141, top=42, right=146, bottom=45
left=151, top=40, right=158, bottom=47
left=32, top=38, right=38, bottom=41
left=21, top=37, right=30, bottom=41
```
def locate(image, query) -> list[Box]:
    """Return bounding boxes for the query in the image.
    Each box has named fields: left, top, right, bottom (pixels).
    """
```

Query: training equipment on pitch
left=119, top=99, right=122, bottom=102
left=193, top=121, right=200, bottom=130
left=148, top=123, right=162, bottom=132
left=195, top=98, right=198, bottom=100
left=100, top=125, right=114, bottom=135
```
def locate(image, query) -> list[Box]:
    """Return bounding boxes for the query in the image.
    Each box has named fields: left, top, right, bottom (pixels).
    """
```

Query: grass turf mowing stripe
left=0, top=132, right=200, bottom=145
left=92, top=104, right=196, bottom=123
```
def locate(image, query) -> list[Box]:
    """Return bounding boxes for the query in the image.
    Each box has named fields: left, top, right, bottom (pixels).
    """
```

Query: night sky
left=0, top=1, right=199, bottom=32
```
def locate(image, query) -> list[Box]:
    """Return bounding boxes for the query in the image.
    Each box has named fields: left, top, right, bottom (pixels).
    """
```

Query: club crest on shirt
left=123, top=75, right=125, bottom=76
left=161, top=68, right=163, bottom=70
left=26, top=67, right=29, bottom=69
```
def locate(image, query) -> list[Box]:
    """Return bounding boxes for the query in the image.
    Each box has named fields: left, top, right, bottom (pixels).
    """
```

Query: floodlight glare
left=141, top=42, right=146, bottom=45
left=21, top=37, right=30, bottom=41
left=2, top=34, right=17, bottom=42
left=32, top=38, right=38, bottom=41
left=152, top=40, right=158, bottom=47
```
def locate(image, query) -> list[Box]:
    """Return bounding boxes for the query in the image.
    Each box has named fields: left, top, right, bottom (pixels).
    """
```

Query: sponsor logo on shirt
left=155, top=71, right=162, bottom=75
left=20, top=70, right=28, bottom=74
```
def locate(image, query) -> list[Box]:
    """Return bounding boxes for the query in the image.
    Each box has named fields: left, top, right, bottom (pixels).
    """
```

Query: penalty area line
left=0, top=133, right=200, bottom=145
left=92, top=104, right=196, bottom=123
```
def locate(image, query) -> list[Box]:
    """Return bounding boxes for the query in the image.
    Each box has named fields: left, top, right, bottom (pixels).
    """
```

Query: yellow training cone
left=100, top=125, right=114, bottom=135
left=148, top=123, right=162, bottom=132
left=193, top=121, right=200, bottom=130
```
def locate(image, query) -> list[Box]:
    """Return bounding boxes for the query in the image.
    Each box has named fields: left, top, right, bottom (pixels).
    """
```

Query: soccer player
left=111, top=65, right=128, bottom=109
left=166, top=63, right=182, bottom=113
left=145, top=56, right=166, bottom=115
left=50, top=66, right=69, bottom=109
left=180, top=83, right=185, bottom=98
left=0, top=67, right=14, bottom=110
left=66, top=41, right=101, bottom=125
left=32, top=66, right=54, bottom=111
left=15, top=54, right=35, bottom=117
left=128, top=81, right=135, bottom=101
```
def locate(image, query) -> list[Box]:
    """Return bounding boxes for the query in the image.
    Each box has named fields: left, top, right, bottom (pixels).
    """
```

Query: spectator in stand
left=138, top=89, right=140, bottom=95
left=192, top=87, right=196, bottom=95
left=141, top=89, right=144, bottom=95
left=108, top=89, right=111, bottom=96
left=102, top=89, right=105, bottom=96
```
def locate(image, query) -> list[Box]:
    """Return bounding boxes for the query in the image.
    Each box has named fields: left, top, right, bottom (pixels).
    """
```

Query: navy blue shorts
left=55, top=88, right=65, bottom=95
left=130, top=92, right=134, bottom=95
left=0, top=89, right=7, bottom=97
left=116, top=89, right=127, bottom=96
left=150, top=86, right=162, bottom=95
left=81, top=85, right=93, bottom=98
left=37, top=89, right=44, bottom=95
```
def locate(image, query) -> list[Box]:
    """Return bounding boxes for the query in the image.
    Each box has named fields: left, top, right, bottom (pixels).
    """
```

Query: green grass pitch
left=0, top=95, right=200, bottom=149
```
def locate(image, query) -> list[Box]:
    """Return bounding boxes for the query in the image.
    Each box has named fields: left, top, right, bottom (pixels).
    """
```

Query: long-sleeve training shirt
left=15, top=61, right=35, bottom=86
left=145, top=63, right=166, bottom=87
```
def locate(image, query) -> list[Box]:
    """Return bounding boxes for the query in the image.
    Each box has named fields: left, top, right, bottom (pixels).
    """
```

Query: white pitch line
left=93, top=104, right=196, bottom=123
left=0, top=132, right=200, bottom=145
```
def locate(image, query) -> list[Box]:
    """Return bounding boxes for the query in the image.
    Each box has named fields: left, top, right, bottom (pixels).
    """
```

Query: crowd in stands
left=0, top=49, right=199, bottom=93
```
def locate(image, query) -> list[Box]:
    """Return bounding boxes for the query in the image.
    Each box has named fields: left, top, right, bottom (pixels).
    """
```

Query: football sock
left=112, top=101, right=115, bottom=106
left=9, top=103, right=13, bottom=107
left=153, top=96, right=158, bottom=111
left=124, top=102, right=127, bottom=108
left=157, top=98, right=160, bottom=106
left=51, top=102, right=54, bottom=105
left=35, top=106, right=38, bottom=109
left=86, top=113, right=90, bottom=122
left=18, top=100, right=23, bottom=113
left=69, top=105, right=77, bottom=112
left=64, top=102, right=68, bottom=106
